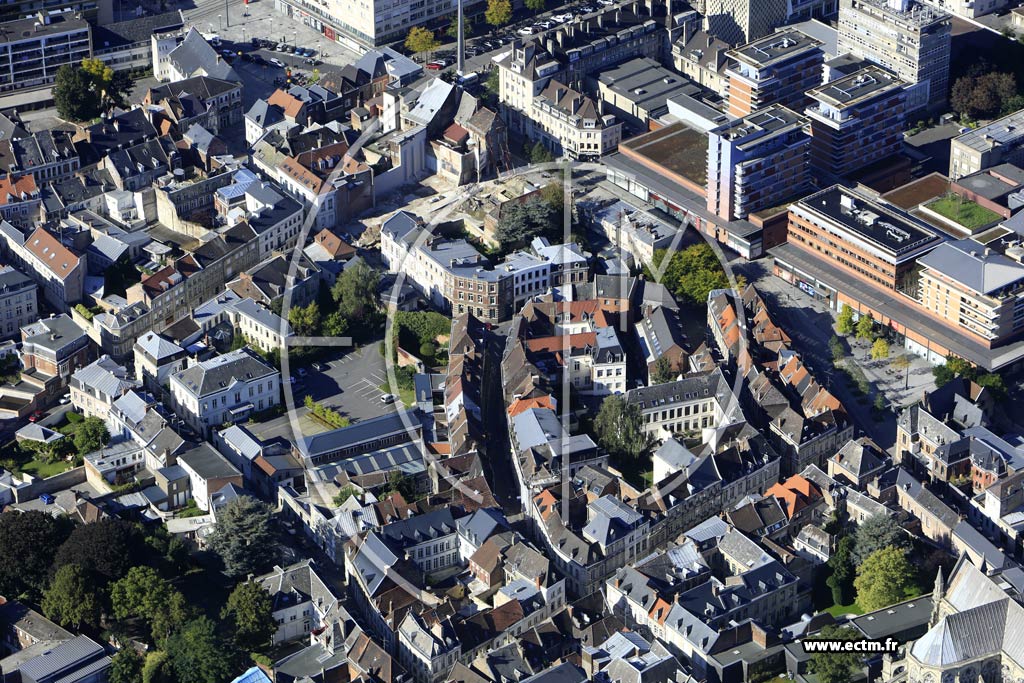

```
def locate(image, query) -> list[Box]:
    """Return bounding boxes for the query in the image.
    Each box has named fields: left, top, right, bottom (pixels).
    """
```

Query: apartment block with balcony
left=0, top=12, right=91, bottom=95
left=805, top=65, right=907, bottom=178
left=916, top=239, right=1024, bottom=344
left=836, top=0, right=951, bottom=111
left=725, top=29, right=823, bottom=118
left=706, top=104, right=810, bottom=221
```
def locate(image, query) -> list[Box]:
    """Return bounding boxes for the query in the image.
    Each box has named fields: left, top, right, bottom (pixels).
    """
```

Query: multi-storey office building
left=725, top=29, right=823, bottom=118
left=949, top=110, right=1024, bottom=181
left=785, top=185, right=941, bottom=293
left=0, top=267, right=37, bottom=339
left=836, top=0, right=951, bottom=111
left=706, top=105, right=810, bottom=221
left=805, top=65, right=907, bottom=177
left=0, top=12, right=91, bottom=95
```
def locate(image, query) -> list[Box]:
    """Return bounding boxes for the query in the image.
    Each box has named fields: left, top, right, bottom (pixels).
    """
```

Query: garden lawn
left=927, top=195, right=1001, bottom=230
left=18, top=458, right=73, bottom=479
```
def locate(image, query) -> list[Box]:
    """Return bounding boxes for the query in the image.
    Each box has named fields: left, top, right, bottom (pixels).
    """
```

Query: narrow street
left=479, top=329, right=522, bottom=517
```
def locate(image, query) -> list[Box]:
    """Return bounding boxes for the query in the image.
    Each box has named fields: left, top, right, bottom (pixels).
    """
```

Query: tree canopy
left=807, top=625, right=863, bottom=683
left=110, top=566, right=190, bottom=643
left=74, top=416, right=110, bottom=455
left=405, top=26, right=439, bottom=56
left=951, top=71, right=1017, bottom=120
left=593, top=395, right=651, bottom=461
left=650, top=243, right=729, bottom=306
left=870, top=338, right=890, bottom=361
left=221, top=581, right=277, bottom=653
left=836, top=304, right=855, bottom=336
left=0, top=510, right=73, bottom=600
left=207, top=497, right=276, bottom=577
left=851, top=513, right=910, bottom=565
left=854, top=546, right=915, bottom=611
left=53, top=517, right=141, bottom=584
left=288, top=302, right=320, bottom=337
left=42, top=564, right=101, bottom=629
left=53, top=64, right=102, bottom=122
left=649, top=356, right=675, bottom=385
left=855, top=312, right=875, bottom=340
left=826, top=535, right=855, bottom=606
left=163, top=618, right=233, bottom=683
left=485, top=0, right=512, bottom=26
left=332, top=259, right=380, bottom=321
left=496, top=197, right=557, bottom=250
left=109, top=648, right=145, bottom=683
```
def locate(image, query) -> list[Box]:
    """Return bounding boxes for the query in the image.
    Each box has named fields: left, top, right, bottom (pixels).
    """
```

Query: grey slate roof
left=380, top=508, right=456, bottom=547
left=135, top=330, right=185, bottom=362
left=169, top=27, right=237, bottom=81
left=172, top=348, right=277, bottom=398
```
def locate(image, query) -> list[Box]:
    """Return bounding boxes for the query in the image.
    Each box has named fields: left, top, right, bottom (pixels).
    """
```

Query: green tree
left=651, top=243, right=729, bottom=305
left=332, top=259, right=380, bottom=321
left=525, top=0, right=544, bottom=8
left=836, top=304, right=855, bottom=336
left=141, top=652, right=175, bottom=683
left=807, top=625, right=862, bottom=683
left=495, top=197, right=557, bottom=248
left=53, top=64, right=102, bottom=121
left=53, top=517, right=141, bottom=584
left=446, top=14, right=471, bottom=38
left=109, top=648, right=145, bottom=683
left=540, top=181, right=565, bottom=216
left=221, top=581, right=277, bottom=653
left=288, top=302, right=320, bottom=337
left=950, top=71, right=1017, bottom=120
left=42, top=564, right=101, bottom=629
left=528, top=140, right=554, bottom=163
left=855, top=546, right=915, bottom=611
left=976, top=372, right=1007, bottom=398
left=74, top=416, right=110, bottom=455
left=207, top=497, right=276, bottom=577
left=650, top=355, right=675, bottom=384
left=870, top=338, right=890, bottom=360
left=852, top=513, right=910, bottom=564
left=826, top=536, right=855, bottom=606
left=829, top=335, right=845, bottom=365
left=933, top=363, right=955, bottom=387
left=110, top=566, right=189, bottom=643
left=333, top=484, right=361, bottom=506
left=380, top=470, right=417, bottom=500
left=0, top=510, right=73, bottom=600
left=80, top=56, right=113, bottom=88
left=593, top=395, right=651, bottom=461
left=405, top=26, right=440, bottom=58
left=164, top=617, right=233, bottom=683
left=485, top=0, right=512, bottom=26
left=419, top=341, right=437, bottom=359
left=891, top=354, right=911, bottom=375
left=855, top=312, right=874, bottom=341
left=322, top=311, right=349, bottom=337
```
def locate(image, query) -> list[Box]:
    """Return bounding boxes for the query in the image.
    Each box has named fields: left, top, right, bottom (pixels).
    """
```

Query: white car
left=269, top=57, right=285, bottom=68
left=517, top=26, right=535, bottom=35
left=380, top=393, right=397, bottom=404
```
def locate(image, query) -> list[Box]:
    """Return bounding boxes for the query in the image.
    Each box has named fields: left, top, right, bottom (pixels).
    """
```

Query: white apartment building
left=168, top=348, right=279, bottom=437
left=70, top=355, right=139, bottom=425
left=625, top=368, right=740, bottom=440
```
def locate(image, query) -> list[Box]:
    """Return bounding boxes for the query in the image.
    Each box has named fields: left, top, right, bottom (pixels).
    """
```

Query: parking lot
left=285, top=343, right=400, bottom=423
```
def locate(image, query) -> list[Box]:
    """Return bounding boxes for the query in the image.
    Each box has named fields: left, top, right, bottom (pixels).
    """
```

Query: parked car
left=312, top=362, right=328, bottom=372
left=269, top=57, right=285, bottom=68
left=58, top=396, right=70, bottom=405
left=535, top=20, right=552, bottom=29
left=297, top=367, right=308, bottom=378
left=426, top=60, right=444, bottom=70
left=28, top=410, right=43, bottom=422
left=518, top=26, right=535, bottom=35
left=380, top=393, right=397, bottom=404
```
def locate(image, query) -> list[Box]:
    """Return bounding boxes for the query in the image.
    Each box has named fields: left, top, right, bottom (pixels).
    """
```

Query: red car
left=28, top=410, right=43, bottom=422
left=426, top=61, right=444, bottom=70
